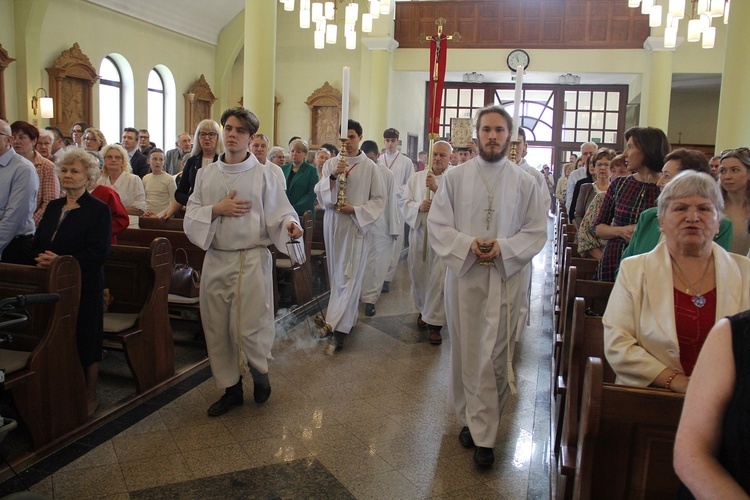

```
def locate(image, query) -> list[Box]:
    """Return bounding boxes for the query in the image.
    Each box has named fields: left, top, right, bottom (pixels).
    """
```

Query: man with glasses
left=565, top=141, right=597, bottom=213
left=120, top=127, right=149, bottom=178
left=184, top=107, right=302, bottom=417
left=138, top=129, right=154, bottom=156
left=0, top=119, right=38, bottom=264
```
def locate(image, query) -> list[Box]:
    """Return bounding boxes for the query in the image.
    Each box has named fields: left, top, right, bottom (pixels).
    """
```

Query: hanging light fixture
left=668, top=0, right=686, bottom=18
left=702, top=25, right=716, bottom=47
left=650, top=4, right=663, bottom=26
left=369, top=0, right=380, bottom=19
left=299, top=0, right=311, bottom=28
left=326, top=23, right=337, bottom=44
left=362, top=13, right=373, bottom=32
left=380, top=0, right=391, bottom=15
left=630, top=0, right=729, bottom=50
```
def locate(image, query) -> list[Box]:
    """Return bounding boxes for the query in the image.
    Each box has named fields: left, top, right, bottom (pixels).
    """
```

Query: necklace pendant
left=692, top=294, right=707, bottom=308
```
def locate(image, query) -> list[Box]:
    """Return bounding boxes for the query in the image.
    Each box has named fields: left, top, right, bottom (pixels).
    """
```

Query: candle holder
left=508, top=141, right=520, bottom=164
left=334, top=137, right=348, bottom=212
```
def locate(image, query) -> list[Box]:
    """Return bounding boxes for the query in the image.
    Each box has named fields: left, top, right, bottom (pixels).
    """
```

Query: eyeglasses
left=721, top=147, right=749, bottom=157
left=199, top=132, right=218, bottom=138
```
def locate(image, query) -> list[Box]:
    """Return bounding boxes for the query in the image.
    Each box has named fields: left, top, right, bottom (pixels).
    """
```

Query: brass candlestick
left=508, top=140, right=520, bottom=164
left=334, top=137, right=348, bottom=212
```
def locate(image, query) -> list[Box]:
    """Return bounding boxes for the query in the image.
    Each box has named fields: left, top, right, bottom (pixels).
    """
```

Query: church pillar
left=715, top=0, right=750, bottom=152
left=641, top=49, right=673, bottom=132
left=361, top=37, right=398, bottom=141
left=13, top=0, right=48, bottom=123
left=243, top=0, right=276, bottom=141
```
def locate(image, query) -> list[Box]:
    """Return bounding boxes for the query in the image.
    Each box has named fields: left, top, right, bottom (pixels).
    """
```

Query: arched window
left=99, top=56, right=122, bottom=146
left=147, top=68, right=165, bottom=150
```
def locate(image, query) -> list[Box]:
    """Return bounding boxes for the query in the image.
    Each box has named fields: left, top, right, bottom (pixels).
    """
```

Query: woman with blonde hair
left=97, top=143, right=146, bottom=227
left=718, top=147, right=750, bottom=255
left=161, top=119, right=224, bottom=219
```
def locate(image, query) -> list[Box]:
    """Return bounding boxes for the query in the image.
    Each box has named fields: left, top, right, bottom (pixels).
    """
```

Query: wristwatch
left=329, top=174, right=338, bottom=181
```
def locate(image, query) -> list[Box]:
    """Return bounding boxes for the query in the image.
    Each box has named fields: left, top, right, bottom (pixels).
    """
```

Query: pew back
left=0, top=257, right=87, bottom=449
left=574, top=358, right=684, bottom=500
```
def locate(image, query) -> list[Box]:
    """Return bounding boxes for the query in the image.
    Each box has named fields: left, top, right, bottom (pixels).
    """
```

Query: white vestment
left=315, top=151, right=385, bottom=333
left=379, top=152, right=414, bottom=282
left=97, top=172, right=146, bottom=228
left=427, top=156, right=547, bottom=448
left=184, top=153, right=301, bottom=389
left=514, top=159, right=552, bottom=341
left=360, top=164, right=400, bottom=304
left=401, top=168, right=448, bottom=326
left=265, top=159, right=287, bottom=190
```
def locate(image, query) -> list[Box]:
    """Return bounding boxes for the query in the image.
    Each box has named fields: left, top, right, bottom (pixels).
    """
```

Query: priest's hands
left=471, top=238, right=501, bottom=263
left=337, top=203, right=355, bottom=214
left=426, top=173, right=438, bottom=193
left=287, top=221, right=303, bottom=239
left=212, top=190, right=252, bottom=219
left=419, top=199, right=432, bottom=212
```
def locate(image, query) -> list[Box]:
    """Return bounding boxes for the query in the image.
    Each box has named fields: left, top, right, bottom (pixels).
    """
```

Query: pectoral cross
left=485, top=207, right=494, bottom=230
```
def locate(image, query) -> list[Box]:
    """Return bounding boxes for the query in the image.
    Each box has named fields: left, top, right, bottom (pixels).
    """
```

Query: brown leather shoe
left=417, top=313, right=427, bottom=328
left=428, top=330, right=442, bottom=345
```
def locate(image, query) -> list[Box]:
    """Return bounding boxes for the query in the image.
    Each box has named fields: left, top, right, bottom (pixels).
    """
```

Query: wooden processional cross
left=418, top=18, right=460, bottom=260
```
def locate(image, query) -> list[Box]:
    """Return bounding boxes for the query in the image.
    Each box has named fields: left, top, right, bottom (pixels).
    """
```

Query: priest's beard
left=478, top=140, right=510, bottom=163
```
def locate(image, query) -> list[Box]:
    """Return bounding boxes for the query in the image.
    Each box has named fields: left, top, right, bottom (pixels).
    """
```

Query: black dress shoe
left=459, top=426, right=475, bottom=447
left=365, top=303, right=376, bottom=316
left=474, top=447, right=494, bottom=467
left=254, top=383, right=271, bottom=404
left=207, top=391, right=243, bottom=417
left=381, top=281, right=390, bottom=293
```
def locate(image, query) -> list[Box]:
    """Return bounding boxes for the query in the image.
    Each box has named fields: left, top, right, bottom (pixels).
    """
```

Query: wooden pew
left=0, top=256, right=88, bottom=450
left=556, top=298, right=616, bottom=500
left=103, top=238, right=174, bottom=393
left=138, top=216, right=185, bottom=232
left=553, top=267, right=613, bottom=461
left=573, top=358, right=684, bottom=500
left=274, top=210, right=314, bottom=306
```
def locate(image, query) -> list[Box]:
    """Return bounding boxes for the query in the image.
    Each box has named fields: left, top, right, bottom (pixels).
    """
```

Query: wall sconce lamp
left=31, top=88, right=54, bottom=118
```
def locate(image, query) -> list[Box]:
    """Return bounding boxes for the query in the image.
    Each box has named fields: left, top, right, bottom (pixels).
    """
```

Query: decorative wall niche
left=46, top=43, right=98, bottom=133
left=305, top=82, right=342, bottom=150
left=184, top=74, right=217, bottom=135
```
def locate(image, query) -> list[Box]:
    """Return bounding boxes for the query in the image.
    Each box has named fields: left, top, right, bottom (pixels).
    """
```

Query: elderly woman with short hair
left=34, top=148, right=112, bottom=414
left=268, top=146, right=285, bottom=167
left=97, top=143, right=146, bottom=227
left=281, top=139, right=318, bottom=217
left=603, top=170, right=750, bottom=393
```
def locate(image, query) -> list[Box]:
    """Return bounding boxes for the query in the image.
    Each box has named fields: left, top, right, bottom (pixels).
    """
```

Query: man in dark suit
left=121, top=127, right=149, bottom=178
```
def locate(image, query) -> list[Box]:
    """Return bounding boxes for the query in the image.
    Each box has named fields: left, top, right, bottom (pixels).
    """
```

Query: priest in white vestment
left=513, top=128, right=552, bottom=344
left=185, top=108, right=302, bottom=417
left=360, top=140, right=400, bottom=316
left=400, top=140, right=452, bottom=345
left=314, top=119, right=385, bottom=352
left=379, top=128, right=414, bottom=292
left=427, top=106, right=547, bottom=467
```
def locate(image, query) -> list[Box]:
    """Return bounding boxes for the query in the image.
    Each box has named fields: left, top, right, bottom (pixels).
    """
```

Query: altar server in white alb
left=315, top=119, right=385, bottom=352
left=379, top=128, right=414, bottom=293
left=427, top=105, right=547, bottom=467
left=184, top=107, right=302, bottom=417
left=360, top=140, right=400, bottom=317
left=512, top=127, right=552, bottom=342
left=400, top=140, right=453, bottom=345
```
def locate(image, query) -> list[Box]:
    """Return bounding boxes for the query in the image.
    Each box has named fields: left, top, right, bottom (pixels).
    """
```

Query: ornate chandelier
left=628, top=0, right=730, bottom=49
left=279, top=0, right=392, bottom=50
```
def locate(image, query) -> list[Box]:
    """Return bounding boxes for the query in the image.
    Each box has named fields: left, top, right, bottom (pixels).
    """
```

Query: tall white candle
left=511, top=65, right=523, bottom=142
left=341, top=66, right=350, bottom=138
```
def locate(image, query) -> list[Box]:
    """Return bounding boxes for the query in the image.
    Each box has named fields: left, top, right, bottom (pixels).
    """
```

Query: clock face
left=507, top=50, right=530, bottom=71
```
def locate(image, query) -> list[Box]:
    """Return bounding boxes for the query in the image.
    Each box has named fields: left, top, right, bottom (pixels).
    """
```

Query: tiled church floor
left=2, top=223, right=554, bottom=499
